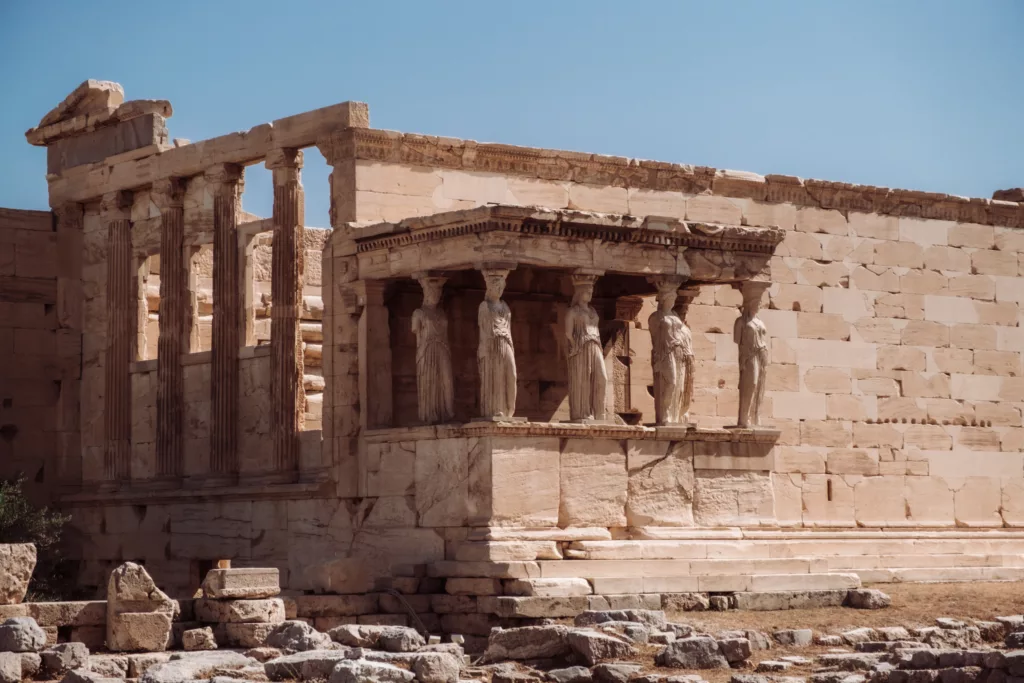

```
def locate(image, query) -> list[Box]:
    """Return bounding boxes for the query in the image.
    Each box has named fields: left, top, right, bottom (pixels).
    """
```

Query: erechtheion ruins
left=4, top=79, right=1024, bottom=632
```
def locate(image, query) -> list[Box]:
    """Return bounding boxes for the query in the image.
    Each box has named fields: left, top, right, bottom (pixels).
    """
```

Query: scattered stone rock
left=106, top=563, right=175, bottom=652
left=662, top=593, right=710, bottom=612
left=264, top=650, right=352, bottom=681
left=841, top=628, right=876, bottom=645
left=974, top=620, right=1005, bottom=642
left=815, top=635, right=845, bottom=647
left=0, top=618, right=46, bottom=652
left=329, top=658, right=414, bottom=683
left=548, top=665, right=593, bottom=683
left=773, top=629, right=813, bottom=647
left=88, top=655, right=128, bottom=678
left=126, top=653, right=171, bottom=678
left=265, top=621, right=332, bottom=652
left=875, top=627, right=911, bottom=642
left=592, top=662, right=643, bottom=683
left=63, top=669, right=121, bottom=683
left=651, top=632, right=677, bottom=645
left=718, top=637, right=752, bottom=664
left=667, top=623, right=695, bottom=638
left=596, top=621, right=650, bottom=643
left=329, top=624, right=424, bottom=652
left=195, top=599, right=285, bottom=624
left=243, top=647, right=281, bottom=664
left=567, top=629, right=636, bottom=666
left=936, top=618, right=967, bottom=629
left=0, top=545, right=35, bottom=606
left=41, top=643, right=89, bottom=676
left=1006, top=631, right=1024, bottom=648
left=656, top=636, right=730, bottom=669
left=363, top=651, right=460, bottom=683
left=0, top=653, right=20, bottom=683
left=19, top=652, right=40, bottom=678
left=141, top=652, right=258, bottom=683
left=482, top=625, right=571, bottom=662
left=845, top=589, right=891, bottom=610
left=575, top=610, right=666, bottom=629
left=202, top=568, right=280, bottom=600
left=757, top=661, right=793, bottom=672
left=710, top=596, right=730, bottom=611
left=182, top=627, right=217, bottom=651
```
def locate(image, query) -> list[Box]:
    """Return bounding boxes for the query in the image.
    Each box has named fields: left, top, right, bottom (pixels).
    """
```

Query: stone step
left=855, top=565, right=1024, bottom=584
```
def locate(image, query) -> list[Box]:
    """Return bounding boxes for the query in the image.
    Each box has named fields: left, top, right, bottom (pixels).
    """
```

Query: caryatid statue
left=565, top=271, right=607, bottom=421
left=477, top=266, right=517, bottom=419
left=412, top=274, right=455, bottom=424
left=648, top=276, right=695, bottom=426
left=734, top=282, right=770, bottom=428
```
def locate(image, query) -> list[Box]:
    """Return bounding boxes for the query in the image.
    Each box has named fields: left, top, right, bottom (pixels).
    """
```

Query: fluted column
left=267, top=149, right=305, bottom=474
left=207, top=164, right=244, bottom=476
left=152, top=179, right=186, bottom=478
left=54, top=202, right=84, bottom=486
left=102, top=191, right=134, bottom=483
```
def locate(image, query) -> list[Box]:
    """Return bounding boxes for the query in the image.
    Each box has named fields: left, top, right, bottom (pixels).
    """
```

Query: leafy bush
left=0, top=477, right=74, bottom=601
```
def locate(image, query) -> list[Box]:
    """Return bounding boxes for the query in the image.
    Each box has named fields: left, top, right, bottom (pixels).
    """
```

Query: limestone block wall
left=0, top=207, right=73, bottom=504
left=347, top=150, right=1024, bottom=529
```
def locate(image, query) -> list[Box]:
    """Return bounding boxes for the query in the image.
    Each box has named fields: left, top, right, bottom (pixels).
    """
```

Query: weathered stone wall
left=349, top=152, right=1024, bottom=529
left=0, top=208, right=72, bottom=504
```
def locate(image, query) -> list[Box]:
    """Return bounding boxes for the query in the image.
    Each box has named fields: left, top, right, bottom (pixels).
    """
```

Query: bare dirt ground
left=661, top=583, right=1024, bottom=683
left=676, top=583, right=1024, bottom=635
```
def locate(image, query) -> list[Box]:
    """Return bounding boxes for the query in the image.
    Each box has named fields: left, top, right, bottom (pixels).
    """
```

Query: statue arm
left=733, top=315, right=743, bottom=345
left=564, top=307, right=576, bottom=345
left=411, top=309, right=422, bottom=337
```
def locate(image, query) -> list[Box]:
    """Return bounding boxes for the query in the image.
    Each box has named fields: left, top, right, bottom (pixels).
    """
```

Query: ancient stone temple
left=4, top=80, right=1024, bottom=620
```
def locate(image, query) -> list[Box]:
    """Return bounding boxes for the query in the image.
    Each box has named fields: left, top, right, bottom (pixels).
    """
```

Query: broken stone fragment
left=0, top=618, right=46, bottom=653
left=574, top=609, right=667, bottom=630
left=845, top=589, right=891, bottom=610
left=40, top=642, right=89, bottom=676
left=328, top=624, right=424, bottom=652
left=481, top=625, right=571, bottom=662
left=194, top=598, right=285, bottom=624
left=655, top=636, right=730, bottom=669
left=0, top=545, right=36, bottom=605
left=772, top=629, right=813, bottom=647
left=264, top=621, right=332, bottom=652
left=566, top=629, right=637, bottom=666
left=201, top=568, right=280, bottom=600
left=181, top=627, right=217, bottom=651
left=0, top=653, right=19, bottom=683
left=105, top=563, right=175, bottom=653
left=329, top=659, right=414, bottom=683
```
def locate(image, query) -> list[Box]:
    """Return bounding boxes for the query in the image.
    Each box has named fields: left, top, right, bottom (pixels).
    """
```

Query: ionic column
left=357, top=281, right=392, bottom=429
left=267, top=149, right=305, bottom=473
left=54, top=202, right=84, bottom=486
left=102, top=191, right=134, bottom=483
left=207, top=164, right=244, bottom=476
left=152, top=178, right=186, bottom=478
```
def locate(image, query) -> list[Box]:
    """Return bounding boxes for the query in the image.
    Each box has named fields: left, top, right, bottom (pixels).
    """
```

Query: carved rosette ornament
left=566, top=271, right=607, bottom=421
left=412, top=274, right=455, bottom=424
left=477, top=264, right=517, bottom=419
left=648, top=276, right=695, bottom=426
left=733, top=281, right=770, bottom=428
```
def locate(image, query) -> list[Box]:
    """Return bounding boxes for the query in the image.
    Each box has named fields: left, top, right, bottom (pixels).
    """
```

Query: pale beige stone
left=977, top=300, right=1019, bottom=325
left=627, top=188, right=686, bottom=218
left=949, top=223, right=994, bottom=249
left=957, top=427, right=1001, bottom=451
left=827, top=449, right=879, bottom=476
left=874, top=241, right=923, bottom=268
left=802, top=474, right=854, bottom=526
left=827, top=394, right=874, bottom=421
left=851, top=266, right=900, bottom=292
left=770, top=283, right=822, bottom=313
left=973, top=250, right=1018, bottom=276
left=771, top=338, right=877, bottom=369
left=995, top=276, right=1024, bottom=304
left=898, top=218, right=950, bottom=246
left=823, top=288, right=873, bottom=322
left=775, top=447, right=825, bottom=474
left=1002, top=478, right=1024, bottom=526
left=930, top=348, right=975, bottom=373
left=849, top=213, right=897, bottom=240
left=106, top=562, right=174, bottom=652
left=796, top=312, right=849, bottom=340
left=877, top=345, right=927, bottom=371
left=974, top=350, right=1022, bottom=376
left=853, top=318, right=902, bottom=344
left=950, top=324, right=997, bottom=350
left=874, top=292, right=925, bottom=320
left=877, top=396, right=924, bottom=421
left=905, top=476, right=954, bottom=525
left=800, top=421, right=851, bottom=447
left=854, top=476, right=906, bottom=525
left=947, top=275, right=995, bottom=301
left=904, top=424, right=952, bottom=450
left=768, top=391, right=826, bottom=420
left=560, top=439, right=627, bottom=527
left=201, top=568, right=280, bottom=600
left=686, top=195, right=742, bottom=224
left=797, top=261, right=849, bottom=288
left=901, top=271, right=947, bottom=295
left=924, top=245, right=971, bottom=272
left=503, top=578, right=592, bottom=597
left=975, top=402, right=1022, bottom=427
left=0, top=545, right=35, bottom=606
left=692, top=471, right=774, bottom=526
left=852, top=423, right=903, bottom=448
left=819, top=234, right=856, bottom=261
left=901, top=372, right=951, bottom=399
left=901, top=320, right=949, bottom=347
left=773, top=472, right=803, bottom=525
left=490, top=437, right=560, bottom=527
left=740, top=199, right=797, bottom=231
left=567, top=183, right=628, bottom=213
left=795, top=207, right=847, bottom=235
left=626, top=441, right=694, bottom=527
left=803, top=367, right=851, bottom=394
left=766, top=363, right=799, bottom=391
left=776, top=231, right=822, bottom=259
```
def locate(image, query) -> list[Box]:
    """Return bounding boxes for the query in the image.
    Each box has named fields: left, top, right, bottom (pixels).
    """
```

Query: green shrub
left=0, top=477, right=74, bottom=601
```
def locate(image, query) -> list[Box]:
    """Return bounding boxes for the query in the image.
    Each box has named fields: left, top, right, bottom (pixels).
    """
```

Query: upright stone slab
left=0, top=545, right=36, bottom=605
left=106, top=563, right=174, bottom=652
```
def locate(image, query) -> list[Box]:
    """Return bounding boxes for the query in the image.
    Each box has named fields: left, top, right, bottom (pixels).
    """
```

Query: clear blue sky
left=1, top=0, right=1021, bottom=228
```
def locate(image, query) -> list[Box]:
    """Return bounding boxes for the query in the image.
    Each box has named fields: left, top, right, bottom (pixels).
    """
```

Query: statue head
left=417, top=276, right=446, bottom=307
left=571, top=273, right=597, bottom=306
left=483, top=270, right=508, bottom=301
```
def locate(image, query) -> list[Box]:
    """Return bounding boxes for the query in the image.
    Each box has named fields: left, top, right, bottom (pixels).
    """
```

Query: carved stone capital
left=100, top=191, right=132, bottom=219
left=732, top=280, right=771, bottom=306
left=265, top=148, right=303, bottom=170
left=204, top=163, right=243, bottom=189
left=151, top=177, right=185, bottom=210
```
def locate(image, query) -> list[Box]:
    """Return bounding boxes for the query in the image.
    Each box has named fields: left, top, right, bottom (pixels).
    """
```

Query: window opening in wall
left=826, top=478, right=833, bottom=502
left=140, top=254, right=160, bottom=360
left=239, top=162, right=273, bottom=348
left=299, top=147, right=328, bottom=432
left=188, top=246, right=213, bottom=352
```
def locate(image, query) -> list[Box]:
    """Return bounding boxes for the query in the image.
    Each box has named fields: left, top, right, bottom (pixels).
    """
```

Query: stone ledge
left=363, top=422, right=780, bottom=443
